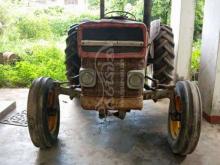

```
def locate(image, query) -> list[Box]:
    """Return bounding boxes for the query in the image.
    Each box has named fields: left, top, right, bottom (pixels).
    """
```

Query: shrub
left=0, top=44, right=66, bottom=87
left=49, top=17, right=73, bottom=37
left=0, top=65, right=6, bottom=87
left=34, top=6, right=64, bottom=16
left=16, top=16, right=52, bottom=39
left=191, top=41, right=201, bottom=74
left=49, top=13, right=98, bottom=37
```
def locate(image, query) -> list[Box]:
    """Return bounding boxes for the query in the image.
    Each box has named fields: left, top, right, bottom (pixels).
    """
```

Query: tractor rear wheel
left=153, top=25, right=175, bottom=84
left=65, top=24, right=81, bottom=85
left=168, top=81, right=202, bottom=155
left=27, top=77, right=60, bottom=148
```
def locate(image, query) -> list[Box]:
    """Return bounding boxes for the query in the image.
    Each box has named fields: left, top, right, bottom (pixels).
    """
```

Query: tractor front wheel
left=168, top=81, right=202, bottom=155
left=27, top=77, right=60, bottom=149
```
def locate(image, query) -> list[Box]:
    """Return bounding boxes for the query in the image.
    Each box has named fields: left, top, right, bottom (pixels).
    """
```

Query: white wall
left=199, top=0, right=220, bottom=116
left=171, top=0, right=196, bottom=80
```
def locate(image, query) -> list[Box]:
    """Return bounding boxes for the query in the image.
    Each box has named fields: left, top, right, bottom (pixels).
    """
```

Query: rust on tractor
left=80, top=96, right=143, bottom=110
left=77, top=20, right=148, bottom=59
left=81, top=58, right=144, bottom=98
left=77, top=20, right=148, bottom=111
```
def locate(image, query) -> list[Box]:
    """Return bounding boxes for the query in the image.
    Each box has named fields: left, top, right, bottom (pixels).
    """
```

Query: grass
left=0, top=3, right=98, bottom=87
left=0, top=44, right=66, bottom=87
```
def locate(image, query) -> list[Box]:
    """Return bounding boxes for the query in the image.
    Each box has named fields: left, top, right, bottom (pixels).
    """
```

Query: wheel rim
left=170, top=120, right=181, bottom=139
left=169, top=95, right=182, bottom=139
left=47, top=89, right=58, bottom=134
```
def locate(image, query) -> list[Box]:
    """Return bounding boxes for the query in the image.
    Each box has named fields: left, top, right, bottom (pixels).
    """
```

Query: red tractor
left=27, top=0, right=202, bottom=155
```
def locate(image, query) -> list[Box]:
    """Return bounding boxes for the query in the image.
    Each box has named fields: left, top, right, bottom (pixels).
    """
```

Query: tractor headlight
left=79, top=68, right=96, bottom=87
left=127, top=70, right=145, bottom=89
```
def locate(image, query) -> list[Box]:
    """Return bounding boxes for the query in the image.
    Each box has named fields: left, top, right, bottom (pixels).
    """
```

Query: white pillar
left=198, top=0, right=220, bottom=123
left=170, top=0, right=196, bottom=80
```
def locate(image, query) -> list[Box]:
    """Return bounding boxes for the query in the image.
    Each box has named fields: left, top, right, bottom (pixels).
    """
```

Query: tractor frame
left=27, top=0, right=202, bottom=156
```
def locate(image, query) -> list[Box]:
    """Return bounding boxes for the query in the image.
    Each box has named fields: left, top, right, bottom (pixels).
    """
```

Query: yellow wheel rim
left=169, top=95, right=182, bottom=139
left=47, top=90, right=58, bottom=133
left=48, top=116, right=57, bottom=133
left=169, top=120, right=181, bottom=139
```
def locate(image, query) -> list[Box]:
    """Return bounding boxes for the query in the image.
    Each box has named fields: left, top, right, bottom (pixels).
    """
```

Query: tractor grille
left=82, top=27, right=144, bottom=40
left=81, top=58, right=145, bottom=98
left=81, top=27, right=144, bottom=53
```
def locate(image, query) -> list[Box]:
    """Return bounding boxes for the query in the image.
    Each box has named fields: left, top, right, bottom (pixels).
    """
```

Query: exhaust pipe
left=100, top=0, right=105, bottom=19
left=143, top=0, right=152, bottom=28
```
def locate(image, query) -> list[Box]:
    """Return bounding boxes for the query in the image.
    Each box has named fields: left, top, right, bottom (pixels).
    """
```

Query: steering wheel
left=104, top=11, right=136, bottom=21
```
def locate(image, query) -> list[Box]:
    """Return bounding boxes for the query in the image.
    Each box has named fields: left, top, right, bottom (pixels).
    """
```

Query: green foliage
left=49, top=14, right=98, bottom=37
left=194, top=0, right=205, bottom=39
left=88, top=0, right=99, bottom=8
left=0, top=3, right=98, bottom=87
left=88, top=0, right=171, bottom=24
left=0, top=1, right=204, bottom=87
left=0, top=44, right=66, bottom=87
left=34, top=6, right=64, bottom=16
left=129, top=0, right=143, bottom=21
left=152, top=0, right=171, bottom=24
left=0, top=65, right=6, bottom=87
left=49, top=17, right=72, bottom=37
left=191, top=41, right=201, bottom=73
left=0, top=3, right=10, bottom=25
left=16, top=16, right=52, bottom=39
left=110, top=0, right=127, bottom=11
left=88, top=0, right=204, bottom=37
left=0, top=2, right=11, bottom=35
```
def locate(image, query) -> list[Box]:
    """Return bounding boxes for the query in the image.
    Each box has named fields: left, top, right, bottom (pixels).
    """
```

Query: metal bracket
left=53, top=81, right=81, bottom=99
left=143, top=89, right=173, bottom=100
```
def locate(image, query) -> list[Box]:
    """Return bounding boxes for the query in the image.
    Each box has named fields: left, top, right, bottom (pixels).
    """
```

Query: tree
left=194, top=0, right=205, bottom=40
left=87, top=0, right=205, bottom=40
left=110, top=0, right=127, bottom=11
left=152, top=0, right=171, bottom=24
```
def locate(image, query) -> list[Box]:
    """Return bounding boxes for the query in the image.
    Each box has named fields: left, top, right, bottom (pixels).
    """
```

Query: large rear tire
left=168, top=81, right=202, bottom=155
left=27, top=77, right=60, bottom=148
left=65, top=24, right=80, bottom=85
left=153, top=25, right=175, bottom=84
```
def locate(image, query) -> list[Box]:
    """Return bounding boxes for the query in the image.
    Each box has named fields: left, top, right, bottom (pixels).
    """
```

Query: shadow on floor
left=35, top=99, right=186, bottom=164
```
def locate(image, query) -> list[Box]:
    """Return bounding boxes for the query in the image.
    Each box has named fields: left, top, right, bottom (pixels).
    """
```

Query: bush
left=0, top=65, right=6, bottom=87
left=49, top=13, right=98, bottom=37
left=0, top=44, right=66, bottom=87
left=49, top=17, right=73, bottom=37
left=191, top=41, right=201, bottom=74
left=0, top=2, right=102, bottom=88
left=16, top=16, right=52, bottom=39
left=34, top=6, right=64, bottom=16
left=194, top=0, right=205, bottom=39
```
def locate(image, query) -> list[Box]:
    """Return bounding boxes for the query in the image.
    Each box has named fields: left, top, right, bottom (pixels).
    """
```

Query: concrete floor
left=0, top=89, right=220, bottom=165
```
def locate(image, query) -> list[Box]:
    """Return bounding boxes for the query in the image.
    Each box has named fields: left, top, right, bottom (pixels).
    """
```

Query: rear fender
left=149, top=20, right=161, bottom=58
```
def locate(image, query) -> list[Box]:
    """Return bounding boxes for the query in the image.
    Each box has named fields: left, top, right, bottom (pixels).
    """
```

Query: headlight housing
left=79, top=68, right=96, bottom=87
left=127, top=70, right=145, bottom=89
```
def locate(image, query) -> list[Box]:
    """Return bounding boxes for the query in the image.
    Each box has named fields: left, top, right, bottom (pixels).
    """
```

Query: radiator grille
left=81, top=58, right=145, bottom=98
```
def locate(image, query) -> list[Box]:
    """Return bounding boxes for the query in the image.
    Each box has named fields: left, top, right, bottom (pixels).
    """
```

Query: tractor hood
left=78, top=20, right=148, bottom=59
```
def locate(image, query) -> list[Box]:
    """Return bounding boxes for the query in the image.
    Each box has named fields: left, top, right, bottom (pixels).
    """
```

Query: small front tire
left=168, top=81, right=202, bottom=155
left=27, top=77, right=60, bottom=149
